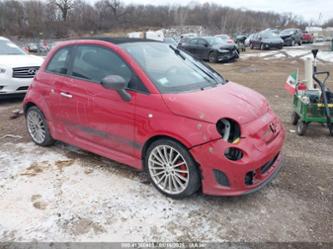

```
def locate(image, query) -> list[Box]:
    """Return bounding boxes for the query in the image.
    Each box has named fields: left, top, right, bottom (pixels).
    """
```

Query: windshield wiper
left=170, top=45, right=219, bottom=84
left=169, top=45, right=186, bottom=60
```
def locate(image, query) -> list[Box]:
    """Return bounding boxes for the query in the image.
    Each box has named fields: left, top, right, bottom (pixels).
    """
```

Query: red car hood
left=162, top=82, right=269, bottom=124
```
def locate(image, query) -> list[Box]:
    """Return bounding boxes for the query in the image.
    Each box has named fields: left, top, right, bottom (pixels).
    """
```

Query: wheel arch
left=23, top=101, right=38, bottom=115
left=141, top=134, right=202, bottom=172
left=141, top=135, right=190, bottom=161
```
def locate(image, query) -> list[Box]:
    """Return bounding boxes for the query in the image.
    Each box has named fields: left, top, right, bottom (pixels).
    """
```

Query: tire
left=298, top=40, right=302, bottom=46
left=328, top=123, right=333, bottom=136
left=291, top=40, right=295, bottom=46
left=260, top=43, right=265, bottom=50
left=296, top=119, right=308, bottom=136
left=144, top=139, right=201, bottom=198
left=26, top=106, right=55, bottom=146
left=291, top=111, right=299, bottom=125
left=208, top=51, right=218, bottom=63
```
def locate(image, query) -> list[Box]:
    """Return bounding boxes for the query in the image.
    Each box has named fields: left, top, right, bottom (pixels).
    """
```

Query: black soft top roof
left=80, top=36, right=161, bottom=44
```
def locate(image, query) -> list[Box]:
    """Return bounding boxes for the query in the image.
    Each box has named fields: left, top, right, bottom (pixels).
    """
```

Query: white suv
left=0, top=37, right=43, bottom=96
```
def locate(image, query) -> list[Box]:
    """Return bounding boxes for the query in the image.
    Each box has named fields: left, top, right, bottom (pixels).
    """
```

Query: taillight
left=227, top=39, right=234, bottom=44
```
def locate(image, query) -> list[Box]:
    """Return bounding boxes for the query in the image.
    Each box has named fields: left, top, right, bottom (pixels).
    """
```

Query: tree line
left=0, top=0, right=327, bottom=39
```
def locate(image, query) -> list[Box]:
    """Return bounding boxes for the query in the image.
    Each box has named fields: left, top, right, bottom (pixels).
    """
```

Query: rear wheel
left=145, top=139, right=201, bottom=198
left=297, top=119, right=308, bottom=136
left=291, top=111, right=300, bottom=125
left=208, top=51, right=218, bottom=63
left=26, top=106, right=55, bottom=146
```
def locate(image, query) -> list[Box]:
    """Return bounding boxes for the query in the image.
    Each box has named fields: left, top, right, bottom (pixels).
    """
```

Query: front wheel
left=297, top=119, right=308, bottom=136
left=208, top=51, right=218, bottom=63
left=291, top=111, right=299, bottom=125
left=145, top=139, right=201, bottom=198
left=26, top=106, right=55, bottom=146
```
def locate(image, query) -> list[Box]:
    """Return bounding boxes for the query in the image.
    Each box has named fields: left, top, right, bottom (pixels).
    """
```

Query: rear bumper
left=302, top=39, right=313, bottom=43
left=190, top=113, right=285, bottom=196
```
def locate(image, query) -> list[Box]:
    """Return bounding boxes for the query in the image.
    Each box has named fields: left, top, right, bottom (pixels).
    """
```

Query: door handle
left=60, top=92, right=72, bottom=98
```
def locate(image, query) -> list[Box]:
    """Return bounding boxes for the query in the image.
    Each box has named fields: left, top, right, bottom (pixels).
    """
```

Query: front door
left=61, top=44, right=139, bottom=156
left=196, top=38, right=210, bottom=60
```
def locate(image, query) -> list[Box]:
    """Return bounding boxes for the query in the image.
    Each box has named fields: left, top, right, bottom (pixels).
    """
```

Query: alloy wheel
left=27, top=110, right=46, bottom=144
left=148, top=145, right=189, bottom=195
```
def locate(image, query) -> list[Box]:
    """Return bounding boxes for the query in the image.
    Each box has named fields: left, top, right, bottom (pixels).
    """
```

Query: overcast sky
left=119, top=0, right=332, bottom=23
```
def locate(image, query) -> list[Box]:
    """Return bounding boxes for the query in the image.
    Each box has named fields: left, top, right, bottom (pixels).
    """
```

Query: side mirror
left=101, top=75, right=131, bottom=102
left=204, top=43, right=209, bottom=47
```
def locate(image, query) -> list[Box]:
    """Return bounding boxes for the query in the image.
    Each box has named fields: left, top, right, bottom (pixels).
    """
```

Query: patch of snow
left=0, top=142, right=315, bottom=242
left=284, top=50, right=310, bottom=57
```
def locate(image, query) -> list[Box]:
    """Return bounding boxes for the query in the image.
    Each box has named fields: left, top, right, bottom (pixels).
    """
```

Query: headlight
left=218, top=49, right=229, bottom=53
left=216, top=118, right=241, bottom=143
left=0, top=68, right=6, bottom=73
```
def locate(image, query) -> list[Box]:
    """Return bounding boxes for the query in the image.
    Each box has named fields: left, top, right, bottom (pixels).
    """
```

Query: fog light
left=213, top=169, right=230, bottom=186
left=224, top=147, right=243, bottom=161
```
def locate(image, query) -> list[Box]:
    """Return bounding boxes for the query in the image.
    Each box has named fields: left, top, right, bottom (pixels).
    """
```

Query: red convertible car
left=23, top=37, right=285, bottom=198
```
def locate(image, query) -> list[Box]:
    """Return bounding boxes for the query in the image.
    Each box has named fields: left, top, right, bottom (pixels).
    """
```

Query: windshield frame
left=119, top=42, right=225, bottom=94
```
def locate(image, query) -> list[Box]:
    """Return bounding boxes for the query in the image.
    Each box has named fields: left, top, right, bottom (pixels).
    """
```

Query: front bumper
left=190, top=112, right=285, bottom=196
left=217, top=49, right=238, bottom=62
left=264, top=43, right=283, bottom=49
left=0, top=77, right=33, bottom=95
left=282, top=38, right=293, bottom=46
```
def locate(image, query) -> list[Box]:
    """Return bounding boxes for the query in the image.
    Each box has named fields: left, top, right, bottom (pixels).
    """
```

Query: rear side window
left=46, top=47, right=71, bottom=75
left=197, top=39, right=207, bottom=46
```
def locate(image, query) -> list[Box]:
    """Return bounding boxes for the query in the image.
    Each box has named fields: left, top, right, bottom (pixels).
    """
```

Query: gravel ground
left=0, top=46, right=332, bottom=243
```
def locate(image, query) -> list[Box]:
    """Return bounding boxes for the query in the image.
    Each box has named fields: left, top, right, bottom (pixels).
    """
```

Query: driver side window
left=189, top=39, right=198, bottom=45
left=197, top=39, right=207, bottom=46
left=71, top=45, right=132, bottom=84
left=71, top=45, right=148, bottom=93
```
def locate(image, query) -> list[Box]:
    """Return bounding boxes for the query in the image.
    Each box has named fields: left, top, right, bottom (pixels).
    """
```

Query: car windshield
left=0, top=40, right=25, bottom=55
left=216, top=35, right=229, bottom=40
left=204, top=37, right=224, bottom=45
left=120, top=42, right=225, bottom=93
left=281, top=29, right=295, bottom=35
left=262, top=32, right=279, bottom=39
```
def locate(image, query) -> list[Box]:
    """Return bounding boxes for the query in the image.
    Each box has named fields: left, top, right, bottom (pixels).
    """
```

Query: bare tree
left=0, top=0, right=309, bottom=38
left=54, top=0, right=73, bottom=21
